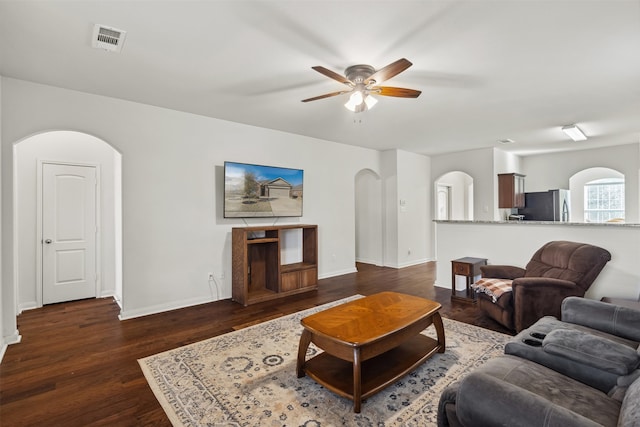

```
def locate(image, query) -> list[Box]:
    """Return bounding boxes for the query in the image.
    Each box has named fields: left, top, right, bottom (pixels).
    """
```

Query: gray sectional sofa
left=438, top=297, right=640, bottom=427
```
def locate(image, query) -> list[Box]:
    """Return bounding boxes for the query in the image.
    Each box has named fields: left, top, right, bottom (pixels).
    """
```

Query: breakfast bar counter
left=434, top=220, right=640, bottom=302
left=435, top=219, right=640, bottom=228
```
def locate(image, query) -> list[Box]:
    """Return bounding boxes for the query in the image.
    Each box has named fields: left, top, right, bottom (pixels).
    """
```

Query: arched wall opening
left=434, top=171, right=474, bottom=220
left=13, top=131, right=122, bottom=311
left=569, top=167, right=624, bottom=223
left=354, top=168, right=383, bottom=266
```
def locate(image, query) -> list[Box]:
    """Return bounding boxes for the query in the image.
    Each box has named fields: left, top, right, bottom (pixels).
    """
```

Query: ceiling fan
left=302, top=58, right=421, bottom=113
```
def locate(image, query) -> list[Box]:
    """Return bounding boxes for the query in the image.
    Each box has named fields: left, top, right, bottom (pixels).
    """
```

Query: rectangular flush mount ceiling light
left=562, top=124, right=587, bottom=141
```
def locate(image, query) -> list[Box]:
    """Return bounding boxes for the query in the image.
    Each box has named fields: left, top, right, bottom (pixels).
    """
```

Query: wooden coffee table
left=296, top=291, right=445, bottom=413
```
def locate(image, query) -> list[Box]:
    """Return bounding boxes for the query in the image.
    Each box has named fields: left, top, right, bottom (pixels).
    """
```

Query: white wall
left=397, top=150, right=431, bottom=267
left=0, top=77, right=5, bottom=360
left=494, top=148, right=522, bottom=176
left=355, top=169, right=383, bottom=265
left=381, top=151, right=399, bottom=267
left=523, top=143, right=640, bottom=222
left=435, top=221, right=640, bottom=301
left=381, top=150, right=432, bottom=268
left=14, top=131, right=120, bottom=311
left=0, top=77, right=21, bottom=359
left=1, top=78, right=382, bottom=319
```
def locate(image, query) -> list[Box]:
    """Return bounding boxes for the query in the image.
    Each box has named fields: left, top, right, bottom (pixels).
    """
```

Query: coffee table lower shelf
left=301, top=334, right=440, bottom=402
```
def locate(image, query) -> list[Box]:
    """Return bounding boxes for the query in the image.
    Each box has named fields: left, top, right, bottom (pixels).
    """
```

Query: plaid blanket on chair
left=471, top=278, right=513, bottom=303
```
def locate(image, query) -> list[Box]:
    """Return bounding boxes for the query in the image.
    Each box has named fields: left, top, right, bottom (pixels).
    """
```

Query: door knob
left=44, top=239, right=52, bottom=244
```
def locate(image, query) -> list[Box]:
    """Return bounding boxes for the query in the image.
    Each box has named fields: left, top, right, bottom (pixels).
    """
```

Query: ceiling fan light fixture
left=562, top=124, right=587, bottom=141
left=344, top=90, right=378, bottom=113
left=351, top=90, right=364, bottom=105
left=364, top=94, right=377, bottom=110
left=305, top=59, right=419, bottom=112
left=344, top=90, right=364, bottom=112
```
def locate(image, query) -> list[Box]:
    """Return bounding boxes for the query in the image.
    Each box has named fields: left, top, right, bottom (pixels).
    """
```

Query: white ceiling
left=1, top=0, right=639, bottom=156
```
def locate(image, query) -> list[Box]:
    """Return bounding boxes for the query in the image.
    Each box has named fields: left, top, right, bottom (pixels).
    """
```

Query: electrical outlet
left=208, top=273, right=214, bottom=281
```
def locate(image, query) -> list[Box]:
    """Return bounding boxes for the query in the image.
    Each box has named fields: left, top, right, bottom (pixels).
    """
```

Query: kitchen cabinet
left=498, top=173, right=525, bottom=208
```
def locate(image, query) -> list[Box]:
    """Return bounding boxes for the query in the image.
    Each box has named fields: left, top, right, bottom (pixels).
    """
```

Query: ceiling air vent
left=92, top=24, right=127, bottom=53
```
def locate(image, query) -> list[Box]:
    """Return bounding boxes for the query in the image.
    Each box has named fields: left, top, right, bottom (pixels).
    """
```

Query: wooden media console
left=231, top=224, right=318, bottom=306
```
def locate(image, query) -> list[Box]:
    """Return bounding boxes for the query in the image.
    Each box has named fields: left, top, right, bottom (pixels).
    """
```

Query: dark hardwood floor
left=0, top=262, right=512, bottom=426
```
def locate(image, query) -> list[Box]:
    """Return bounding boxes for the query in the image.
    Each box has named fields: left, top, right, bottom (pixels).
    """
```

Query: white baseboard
left=6, top=331, right=22, bottom=345
left=17, top=301, right=38, bottom=314
left=120, top=269, right=361, bottom=320
left=0, top=329, right=22, bottom=363
left=99, top=290, right=115, bottom=298
left=318, top=267, right=358, bottom=280
left=384, top=258, right=432, bottom=269
left=1, top=331, right=22, bottom=364
left=355, top=257, right=383, bottom=266
left=118, top=295, right=217, bottom=320
left=397, top=258, right=430, bottom=268
left=112, top=294, right=123, bottom=310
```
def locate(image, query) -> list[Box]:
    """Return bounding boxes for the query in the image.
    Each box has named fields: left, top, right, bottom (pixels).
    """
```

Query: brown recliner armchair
left=474, top=240, right=611, bottom=332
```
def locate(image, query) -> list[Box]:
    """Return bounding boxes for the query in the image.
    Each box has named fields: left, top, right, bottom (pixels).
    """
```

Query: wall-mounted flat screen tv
left=224, top=161, right=304, bottom=218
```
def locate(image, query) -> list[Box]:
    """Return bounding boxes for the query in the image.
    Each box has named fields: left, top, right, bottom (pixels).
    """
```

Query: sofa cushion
left=526, top=316, right=639, bottom=349
left=618, top=375, right=640, bottom=426
left=457, top=355, right=621, bottom=427
left=562, top=297, right=640, bottom=343
left=458, top=373, right=605, bottom=427
left=542, top=329, right=640, bottom=375
left=506, top=316, right=639, bottom=393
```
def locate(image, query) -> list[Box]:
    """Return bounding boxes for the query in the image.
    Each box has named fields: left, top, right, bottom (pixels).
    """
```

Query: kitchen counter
left=434, top=220, right=640, bottom=301
left=434, top=219, right=640, bottom=228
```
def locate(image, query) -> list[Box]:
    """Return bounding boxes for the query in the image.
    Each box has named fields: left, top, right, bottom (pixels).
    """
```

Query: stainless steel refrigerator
left=518, top=189, right=570, bottom=221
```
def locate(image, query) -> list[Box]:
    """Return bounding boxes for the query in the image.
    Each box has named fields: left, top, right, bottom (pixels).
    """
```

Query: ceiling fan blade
left=372, top=86, right=422, bottom=98
left=311, top=66, right=353, bottom=86
left=301, top=90, right=352, bottom=102
left=365, top=58, right=413, bottom=84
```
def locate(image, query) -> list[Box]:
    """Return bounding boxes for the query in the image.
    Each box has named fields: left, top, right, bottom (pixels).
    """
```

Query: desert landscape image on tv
left=224, top=162, right=304, bottom=217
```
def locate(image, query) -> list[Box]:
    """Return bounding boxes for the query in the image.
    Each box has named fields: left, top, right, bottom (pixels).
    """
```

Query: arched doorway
left=434, top=171, right=474, bottom=220
left=13, top=131, right=122, bottom=310
left=354, top=169, right=383, bottom=266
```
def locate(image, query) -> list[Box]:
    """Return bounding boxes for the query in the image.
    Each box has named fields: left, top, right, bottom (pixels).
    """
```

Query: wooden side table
left=451, top=257, right=487, bottom=304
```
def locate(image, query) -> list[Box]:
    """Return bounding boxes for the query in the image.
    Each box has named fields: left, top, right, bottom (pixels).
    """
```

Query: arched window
left=584, top=178, right=625, bottom=222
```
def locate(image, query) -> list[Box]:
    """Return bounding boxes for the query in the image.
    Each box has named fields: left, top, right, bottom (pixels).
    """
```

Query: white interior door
left=437, top=185, right=451, bottom=220
left=42, top=163, right=98, bottom=304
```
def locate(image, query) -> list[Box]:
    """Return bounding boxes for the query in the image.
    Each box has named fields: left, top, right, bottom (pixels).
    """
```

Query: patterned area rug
left=139, top=295, right=510, bottom=426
